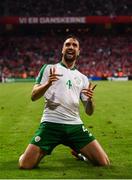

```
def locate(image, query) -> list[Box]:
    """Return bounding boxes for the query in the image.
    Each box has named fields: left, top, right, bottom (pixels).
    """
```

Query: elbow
left=85, top=109, right=93, bottom=116
left=88, top=112, right=93, bottom=116
left=31, top=96, right=35, bottom=101
left=31, top=92, right=41, bottom=101
left=31, top=93, right=37, bottom=101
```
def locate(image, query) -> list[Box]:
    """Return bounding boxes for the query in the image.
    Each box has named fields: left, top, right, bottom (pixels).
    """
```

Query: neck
left=62, top=58, right=76, bottom=69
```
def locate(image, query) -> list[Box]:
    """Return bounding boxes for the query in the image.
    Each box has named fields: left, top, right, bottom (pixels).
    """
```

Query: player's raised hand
left=81, top=82, right=97, bottom=99
left=48, top=67, right=62, bottom=85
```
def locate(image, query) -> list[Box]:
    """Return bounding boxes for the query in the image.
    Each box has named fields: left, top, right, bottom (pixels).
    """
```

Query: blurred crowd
left=0, top=1, right=4, bottom=16
left=1, top=0, right=131, bottom=16
left=0, top=34, right=132, bottom=79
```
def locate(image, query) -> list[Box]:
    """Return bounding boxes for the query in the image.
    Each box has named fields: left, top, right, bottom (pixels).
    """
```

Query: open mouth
left=66, top=53, right=74, bottom=58
left=66, top=51, right=75, bottom=55
left=65, top=50, right=76, bottom=60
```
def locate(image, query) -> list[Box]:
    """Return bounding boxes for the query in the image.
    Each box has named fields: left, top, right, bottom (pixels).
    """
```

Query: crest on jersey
left=74, top=77, right=82, bottom=86
left=35, top=136, right=41, bottom=142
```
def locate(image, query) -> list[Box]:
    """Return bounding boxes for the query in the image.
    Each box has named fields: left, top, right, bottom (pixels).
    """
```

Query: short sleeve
left=80, top=75, right=90, bottom=101
left=35, top=64, right=48, bottom=84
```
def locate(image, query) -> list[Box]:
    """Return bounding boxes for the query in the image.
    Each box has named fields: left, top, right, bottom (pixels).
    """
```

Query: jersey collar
left=60, top=61, right=76, bottom=70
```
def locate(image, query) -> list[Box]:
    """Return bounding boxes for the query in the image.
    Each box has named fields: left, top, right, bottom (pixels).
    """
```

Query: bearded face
left=64, top=49, right=77, bottom=62
left=62, top=38, right=80, bottom=63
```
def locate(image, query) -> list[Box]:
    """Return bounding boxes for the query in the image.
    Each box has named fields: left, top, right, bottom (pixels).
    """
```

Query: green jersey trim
left=36, top=64, right=48, bottom=84
left=60, top=62, right=76, bottom=70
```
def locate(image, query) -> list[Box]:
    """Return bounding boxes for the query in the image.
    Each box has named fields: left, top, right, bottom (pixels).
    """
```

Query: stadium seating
left=0, top=34, right=131, bottom=79
left=0, top=1, right=131, bottom=80
left=1, top=0, right=131, bottom=16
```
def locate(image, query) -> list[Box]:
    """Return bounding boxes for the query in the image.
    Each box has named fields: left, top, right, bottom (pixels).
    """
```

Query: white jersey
left=36, top=62, right=89, bottom=124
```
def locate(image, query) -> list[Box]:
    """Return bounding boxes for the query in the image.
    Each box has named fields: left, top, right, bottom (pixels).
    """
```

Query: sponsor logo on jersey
left=35, top=136, right=41, bottom=142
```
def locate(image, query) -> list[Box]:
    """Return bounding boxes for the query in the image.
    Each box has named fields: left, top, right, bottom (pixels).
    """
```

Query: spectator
left=1, top=0, right=131, bottom=16
left=0, top=33, right=131, bottom=79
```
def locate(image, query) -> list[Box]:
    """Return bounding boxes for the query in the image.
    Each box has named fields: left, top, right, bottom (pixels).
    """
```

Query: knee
left=18, top=154, right=35, bottom=169
left=19, top=162, right=35, bottom=169
left=99, top=156, right=110, bottom=166
left=19, top=163, right=34, bottom=169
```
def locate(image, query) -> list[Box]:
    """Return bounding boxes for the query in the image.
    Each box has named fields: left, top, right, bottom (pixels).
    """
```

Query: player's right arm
left=31, top=67, right=59, bottom=101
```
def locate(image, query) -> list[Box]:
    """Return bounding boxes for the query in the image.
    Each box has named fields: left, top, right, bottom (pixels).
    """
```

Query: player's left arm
left=81, top=83, right=97, bottom=116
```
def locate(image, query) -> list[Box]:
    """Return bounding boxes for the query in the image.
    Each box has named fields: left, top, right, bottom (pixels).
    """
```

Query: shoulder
left=76, top=69, right=88, bottom=80
left=38, top=63, right=58, bottom=74
left=37, top=64, right=49, bottom=77
left=36, top=64, right=55, bottom=84
left=75, top=69, right=89, bottom=87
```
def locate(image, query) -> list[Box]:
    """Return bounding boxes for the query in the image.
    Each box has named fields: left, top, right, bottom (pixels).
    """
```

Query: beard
left=64, top=53, right=76, bottom=63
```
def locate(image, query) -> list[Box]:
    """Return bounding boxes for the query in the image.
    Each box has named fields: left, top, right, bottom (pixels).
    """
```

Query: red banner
left=0, top=17, right=86, bottom=24
left=0, top=16, right=131, bottom=24
left=86, top=16, right=132, bottom=24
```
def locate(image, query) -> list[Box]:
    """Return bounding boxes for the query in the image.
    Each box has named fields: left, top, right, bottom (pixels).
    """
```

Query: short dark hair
left=64, top=34, right=80, bottom=44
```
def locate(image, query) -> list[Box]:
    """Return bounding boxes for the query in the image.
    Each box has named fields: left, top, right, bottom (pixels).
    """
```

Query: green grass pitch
left=0, top=81, right=132, bottom=179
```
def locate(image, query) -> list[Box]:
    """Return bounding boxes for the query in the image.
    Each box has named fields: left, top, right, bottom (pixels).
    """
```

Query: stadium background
left=0, top=0, right=132, bottom=82
left=0, top=0, right=132, bottom=179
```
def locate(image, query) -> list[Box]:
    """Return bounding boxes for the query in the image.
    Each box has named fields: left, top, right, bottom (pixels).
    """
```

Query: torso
left=36, top=62, right=89, bottom=124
